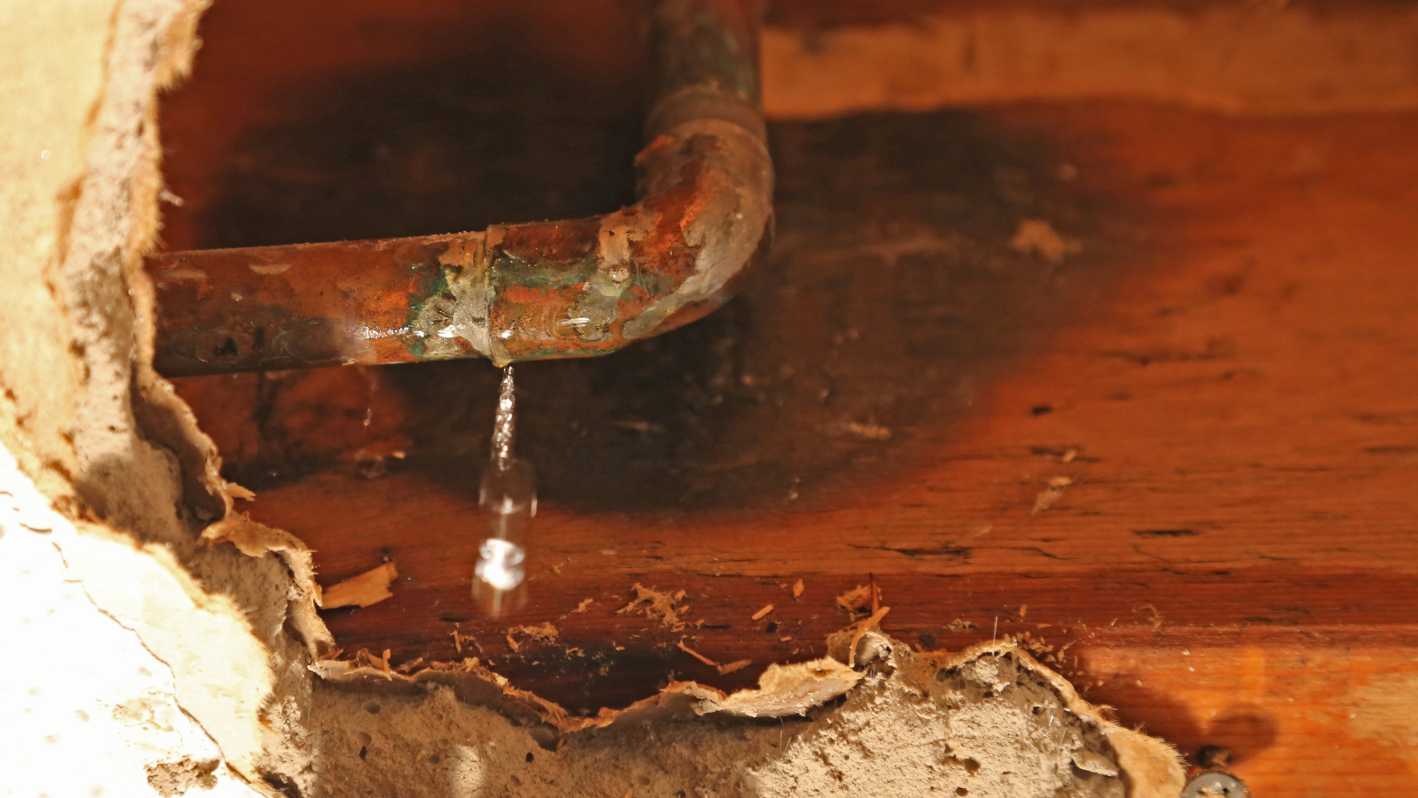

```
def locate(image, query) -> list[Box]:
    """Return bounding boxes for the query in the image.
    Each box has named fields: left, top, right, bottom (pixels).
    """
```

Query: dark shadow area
left=201, top=35, right=646, bottom=246
left=186, top=36, right=1123, bottom=512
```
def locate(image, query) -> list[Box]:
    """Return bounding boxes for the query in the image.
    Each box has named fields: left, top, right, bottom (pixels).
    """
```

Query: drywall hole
left=961, top=758, right=981, bottom=774
left=635, top=775, right=651, bottom=787
left=364, top=701, right=381, bottom=714
left=509, top=776, right=523, bottom=787
left=358, top=746, right=368, bottom=760
left=355, top=731, right=372, bottom=746
left=428, top=753, right=442, bottom=765
left=957, top=789, right=969, bottom=796
left=525, top=752, right=535, bottom=763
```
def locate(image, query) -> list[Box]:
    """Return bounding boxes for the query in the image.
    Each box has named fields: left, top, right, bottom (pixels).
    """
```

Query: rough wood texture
left=159, top=2, right=1418, bottom=793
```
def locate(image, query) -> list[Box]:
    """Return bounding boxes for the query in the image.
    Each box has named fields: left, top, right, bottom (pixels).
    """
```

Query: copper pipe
left=146, top=0, right=772, bottom=376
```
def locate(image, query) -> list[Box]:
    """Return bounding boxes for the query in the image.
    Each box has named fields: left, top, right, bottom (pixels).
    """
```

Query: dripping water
left=472, top=366, right=535, bottom=616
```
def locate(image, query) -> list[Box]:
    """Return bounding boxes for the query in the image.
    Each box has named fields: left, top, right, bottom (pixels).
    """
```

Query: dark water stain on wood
left=181, top=37, right=1132, bottom=514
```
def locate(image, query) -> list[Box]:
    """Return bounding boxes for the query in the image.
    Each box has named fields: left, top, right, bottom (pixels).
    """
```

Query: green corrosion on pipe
left=144, top=0, right=773, bottom=377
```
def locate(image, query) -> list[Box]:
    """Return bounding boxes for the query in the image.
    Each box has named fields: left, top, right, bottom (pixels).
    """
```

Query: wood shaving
left=1033, top=476, right=1076, bottom=514
left=835, top=584, right=873, bottom=615
left=677, top=640, right=719, bottom=668
left=449, top=631, right=482, bottom=656
left=1032, top=487, right=1066, bottom=515
left=841, top=420, right=891, bottom=440
left=751, top=604, right=775, bottom=621
left=792, top=579, right=804, bottom=599
left=573, top=598, right=593, bottom=613
left=617, top=583, right=689, bottom=631
left=1010, top=218, right=1082, bottom=263
left=321, top=563, right=398, bottom=609
left=945, top=619, right=977, bottom=631
left=716, top=659, right=751, bottom=675
left=509, top=622, right=558, bottom=644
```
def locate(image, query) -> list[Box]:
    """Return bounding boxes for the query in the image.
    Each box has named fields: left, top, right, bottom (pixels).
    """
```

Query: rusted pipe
left=145, top=0, right=772, bottom=376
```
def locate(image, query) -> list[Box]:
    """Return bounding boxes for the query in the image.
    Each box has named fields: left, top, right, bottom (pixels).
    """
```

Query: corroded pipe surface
left=146, top=0, right=772, bottom=376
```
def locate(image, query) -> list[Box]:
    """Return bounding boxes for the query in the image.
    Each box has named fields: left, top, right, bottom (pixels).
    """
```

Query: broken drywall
left=297, top=633, right=1183, bottom=798
left=0, top=0, right=326, bottom=785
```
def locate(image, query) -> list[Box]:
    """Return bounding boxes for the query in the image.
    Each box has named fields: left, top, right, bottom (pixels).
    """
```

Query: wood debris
left=353, top=648, right=394, bottom=677
left=449, top=630, right=482, bottom=655
left=792, top=579, right=804, bottom=599
left=841, top=420, right=891, bottom=440
left=676, top=641, right=753, bottom=676
left=835, top=584, right=873, bottom=615
left=945, top=619, right=977, bottom=631
left=573, top=598, right=593, bottom=613
left=509, top=622, right=558, bottom=644
left=321, top=562, right=398, bottom=609
left=677, top=640, right=719, bottom=668
left=1032, top=477, right=1074, bottom=515
left=1010, top=218, right=1082, bottom=263
left=751, top=603, right=775, bottom=621
left=617, top=583, right=689, bottom=631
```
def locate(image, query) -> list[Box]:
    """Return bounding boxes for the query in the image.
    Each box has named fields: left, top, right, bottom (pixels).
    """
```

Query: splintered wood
left=617, top=583, right=689, bottom=631
left=321, top=563, right=398, bottom=609
left=677, top=641, right=752, bottom=675
left=505, top=622, right=559, bottom=653
left=835, top=579, right=882, bottom=620
left=751, top=604, right=775, bottom=621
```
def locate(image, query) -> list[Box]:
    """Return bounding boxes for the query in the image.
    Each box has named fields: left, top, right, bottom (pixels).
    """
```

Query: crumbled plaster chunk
left=302, top=647, right=1130, bottom=798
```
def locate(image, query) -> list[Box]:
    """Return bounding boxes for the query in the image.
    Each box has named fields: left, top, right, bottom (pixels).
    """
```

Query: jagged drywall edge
left=302, top=627, right=1185, bottom=798
left=0, top=0, right=329, bottom=790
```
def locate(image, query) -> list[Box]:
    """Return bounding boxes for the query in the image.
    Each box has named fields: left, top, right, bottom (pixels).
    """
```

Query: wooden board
left=160, top=2, right=1418, bottom=792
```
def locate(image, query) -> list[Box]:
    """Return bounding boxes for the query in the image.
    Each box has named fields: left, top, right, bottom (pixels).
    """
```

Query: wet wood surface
left=160, top=2, right=1418, bottom=793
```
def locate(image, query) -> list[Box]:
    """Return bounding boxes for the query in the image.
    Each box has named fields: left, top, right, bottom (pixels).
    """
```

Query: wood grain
left=159, top=3, right=1418, bottom=792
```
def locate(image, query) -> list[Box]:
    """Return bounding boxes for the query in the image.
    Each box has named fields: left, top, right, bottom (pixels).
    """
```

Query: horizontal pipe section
left=146, top=0, right=772, bottom=376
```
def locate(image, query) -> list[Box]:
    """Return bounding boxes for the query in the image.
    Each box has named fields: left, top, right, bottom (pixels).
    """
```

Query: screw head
left=1182, top=771, right=1251, bottom=798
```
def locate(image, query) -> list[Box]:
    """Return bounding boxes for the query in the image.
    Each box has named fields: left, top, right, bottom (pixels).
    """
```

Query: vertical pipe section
left=144, top=0, right=772, bottom=376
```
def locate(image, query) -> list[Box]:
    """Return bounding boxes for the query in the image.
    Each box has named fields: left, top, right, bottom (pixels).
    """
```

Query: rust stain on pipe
left=146, top=0, right=773, bottom=376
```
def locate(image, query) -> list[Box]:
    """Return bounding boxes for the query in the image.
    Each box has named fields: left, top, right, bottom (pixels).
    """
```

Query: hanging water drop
left=472, top=366, right=534, bottom=616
